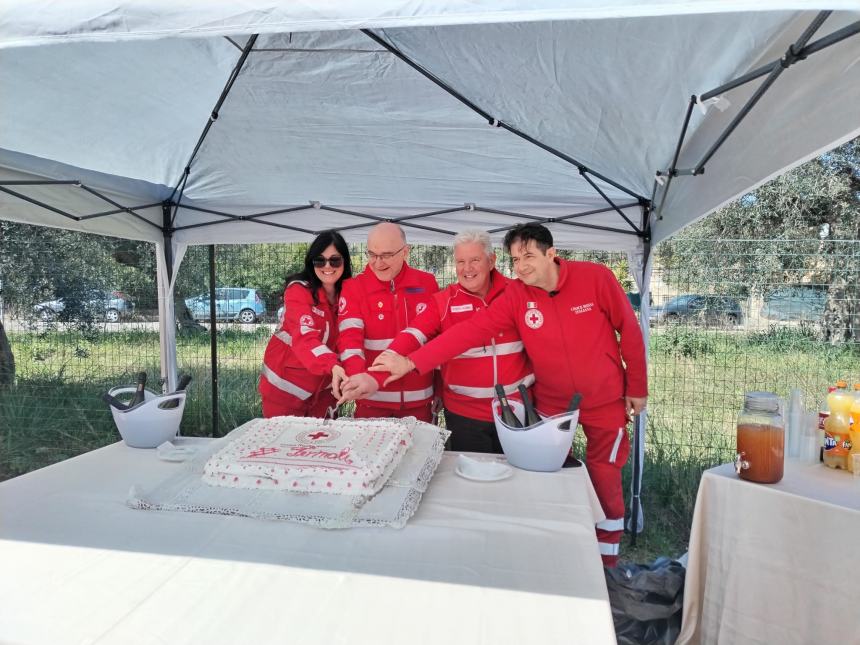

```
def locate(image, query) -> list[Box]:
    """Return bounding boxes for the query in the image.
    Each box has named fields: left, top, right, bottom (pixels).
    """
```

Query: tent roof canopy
left=1, top=2, right=859, bottom=252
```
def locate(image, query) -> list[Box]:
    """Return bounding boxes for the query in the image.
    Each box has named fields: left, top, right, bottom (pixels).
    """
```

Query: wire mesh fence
left=2, top=228, right=859, bottom=559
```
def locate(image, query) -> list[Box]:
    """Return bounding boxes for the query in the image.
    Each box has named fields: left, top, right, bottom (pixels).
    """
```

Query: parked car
left=184, top=287, right=267, bottom=323
left=625, top=292, right=653, bottom=313
left=34, top=290, right=135, bottom=322
left=649, top=294, right=743, bottom=326
left=626, top=292, right=641, bottom=312
left=760, top=285, right=827, bottom=322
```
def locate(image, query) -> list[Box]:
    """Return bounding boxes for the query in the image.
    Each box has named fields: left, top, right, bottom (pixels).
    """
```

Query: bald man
left=333, top=223, right=439, bottom=421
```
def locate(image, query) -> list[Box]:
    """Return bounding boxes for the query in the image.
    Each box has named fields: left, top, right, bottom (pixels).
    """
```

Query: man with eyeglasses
left=378, top=229, right=533, bottom=453
left=333, top=222, right=439, bottom=421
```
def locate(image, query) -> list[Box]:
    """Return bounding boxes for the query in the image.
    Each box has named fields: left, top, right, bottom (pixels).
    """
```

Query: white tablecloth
left=678, top=459, right=860, bottom=645
left=0, top=440, right=615, bottom=645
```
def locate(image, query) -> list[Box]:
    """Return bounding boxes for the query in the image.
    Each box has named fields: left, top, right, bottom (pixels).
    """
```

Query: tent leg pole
left=628, top=234, right=653, bottom=548
left=208, top=244, right=219, bottom=437
left=157, top=204, right=178, bottom=394
left=631, top=415, right=641, bottom=547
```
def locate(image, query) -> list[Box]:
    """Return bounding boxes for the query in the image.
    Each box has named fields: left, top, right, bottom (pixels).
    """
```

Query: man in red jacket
left=384, top=229, right=533, bottom=452
left=333, top=222, right=439, bottom=421
left=371, top=223, right=647, bottom=566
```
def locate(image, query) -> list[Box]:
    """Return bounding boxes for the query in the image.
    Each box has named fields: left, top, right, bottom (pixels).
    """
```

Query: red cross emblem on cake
left=296, top=427, right=341, bottom=444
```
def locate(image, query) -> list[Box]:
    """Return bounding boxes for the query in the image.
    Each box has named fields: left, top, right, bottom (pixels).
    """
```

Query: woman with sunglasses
left=259, top=230, right=353, bottom=417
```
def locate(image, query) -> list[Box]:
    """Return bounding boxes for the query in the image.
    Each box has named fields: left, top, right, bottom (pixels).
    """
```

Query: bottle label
left=824, top=431, right=851, bottom=456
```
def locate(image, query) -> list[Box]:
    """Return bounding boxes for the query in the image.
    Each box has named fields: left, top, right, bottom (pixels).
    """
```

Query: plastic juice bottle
left=818, top=386, right=837, bottom=462
left=852, top=384, right=860, bottom=428
left=823, top=381, right=852, bottom=470
left=849, top=384, right=860, bottom=472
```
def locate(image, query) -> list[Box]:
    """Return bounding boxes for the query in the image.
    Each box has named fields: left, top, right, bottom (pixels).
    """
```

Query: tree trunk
left=0, top=320, right=15, bottom=387
left=175, top=298, right=206, bottom=333
left=821, top=276, right=860, bottom=344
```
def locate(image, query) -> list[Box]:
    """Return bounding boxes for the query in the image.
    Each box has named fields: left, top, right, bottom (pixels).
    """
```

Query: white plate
left=455, top=463, right=513, bottom=482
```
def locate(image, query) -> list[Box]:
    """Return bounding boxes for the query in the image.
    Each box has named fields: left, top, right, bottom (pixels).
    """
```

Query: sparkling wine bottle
left=517, top=384, right=542, bottom=426
left=101, top=391, right=130, bottom=411
left=558, top=392, right=583, bottom=430
left=160, top=374, right=192, bottom=409
left=495, top=384, right=523, bottom=428
left=129, top=371, right=147, bottom=408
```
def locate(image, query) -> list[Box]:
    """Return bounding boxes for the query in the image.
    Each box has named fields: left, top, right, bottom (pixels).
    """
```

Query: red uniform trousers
left=354, top=402, right=433, bottom=423
left=580, top=400, right=630, bottom=568
left=261, top=388, right=337, bottom=419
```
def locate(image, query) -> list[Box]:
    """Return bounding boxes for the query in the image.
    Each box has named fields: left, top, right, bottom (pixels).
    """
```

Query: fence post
left=208, top=244, right=219, bottom=437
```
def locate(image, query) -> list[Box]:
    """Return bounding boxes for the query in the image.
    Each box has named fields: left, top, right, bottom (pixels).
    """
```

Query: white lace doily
left=128, top=418, right=450, bottom=529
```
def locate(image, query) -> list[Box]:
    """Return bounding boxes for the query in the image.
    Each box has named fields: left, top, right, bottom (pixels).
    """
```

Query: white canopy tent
left=2, top=1, right=859, bottom=534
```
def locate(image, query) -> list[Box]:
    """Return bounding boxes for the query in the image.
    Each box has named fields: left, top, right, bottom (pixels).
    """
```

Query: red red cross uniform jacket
left=387, top=269, right=533, bottom=422
left=409, top=259, right=647, bottom=414
left=259, top=281, right=340, bottom=416
left=408, top=259, right=647, bottom=566
left=337, top=263, right=439, bottom=413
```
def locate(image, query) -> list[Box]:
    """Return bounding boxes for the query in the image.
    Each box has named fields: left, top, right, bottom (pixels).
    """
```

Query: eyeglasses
left=312, top=255, right=344, bottom=268
left=366, top=245, right=406, bottom=262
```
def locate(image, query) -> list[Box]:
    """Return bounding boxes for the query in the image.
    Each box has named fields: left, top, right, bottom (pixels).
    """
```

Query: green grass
left=2, top=324, right=858, bottom=563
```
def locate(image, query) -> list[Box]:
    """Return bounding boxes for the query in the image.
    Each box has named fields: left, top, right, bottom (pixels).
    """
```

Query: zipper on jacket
left=390, top=279, right=406, bottom=410
left=552, top=296, right=579, bottom=399
left=480, top=295, right=499, bottom=383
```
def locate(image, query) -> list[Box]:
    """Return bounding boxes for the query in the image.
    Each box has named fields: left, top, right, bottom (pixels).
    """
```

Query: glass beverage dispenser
left=735, top=391, right=785, bottom=484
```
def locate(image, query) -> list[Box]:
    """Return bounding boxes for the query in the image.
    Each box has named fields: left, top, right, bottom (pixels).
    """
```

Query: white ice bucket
left=108, top=386, right=186, bottom=449
left=493, top=398, right=579, bottom=472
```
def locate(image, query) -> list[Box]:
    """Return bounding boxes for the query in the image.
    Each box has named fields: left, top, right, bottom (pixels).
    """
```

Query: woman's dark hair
left=284, top=230, right=353, bottom=305
left=503, top=223, right=554, bottom=253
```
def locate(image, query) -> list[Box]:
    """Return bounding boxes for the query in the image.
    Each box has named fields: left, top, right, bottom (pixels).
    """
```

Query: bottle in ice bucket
left=823, top=380, right=852, bottom=470
left=494, top=384, right=523, bottom=428
left=735, top=391, right=784, bottom=484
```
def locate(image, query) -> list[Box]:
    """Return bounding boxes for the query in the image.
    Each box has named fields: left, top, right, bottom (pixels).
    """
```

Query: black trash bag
left=604, top=556, right=685, bottom=645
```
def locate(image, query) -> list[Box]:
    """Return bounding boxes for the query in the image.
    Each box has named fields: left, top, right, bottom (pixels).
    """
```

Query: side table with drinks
left=679, top=380, right=860, bottom=643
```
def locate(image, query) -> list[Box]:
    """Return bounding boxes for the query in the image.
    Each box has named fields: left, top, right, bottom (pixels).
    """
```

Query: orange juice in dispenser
left=823, top=380, right=852, bottom=470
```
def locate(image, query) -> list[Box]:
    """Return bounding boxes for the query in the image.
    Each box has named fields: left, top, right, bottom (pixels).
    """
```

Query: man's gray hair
left=453, top=229, right=493, bottom=257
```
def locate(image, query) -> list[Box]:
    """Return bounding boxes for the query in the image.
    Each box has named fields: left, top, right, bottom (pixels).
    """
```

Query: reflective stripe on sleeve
left=447, top=373, right=535, bottom=399
left=311, top=345, right=334, bottom=357
left=403, top=327, right=427, bottom=345
left=598, top=542, right=620, bottom=556
left=367, top=385, right=434, bottom=403
left=274, top=330, right=292, bottom=345
left=338, top=318, right=364, bottom=331
left=339, top=349, right=365, bottom=361
left=364, top=338, right=393, bottom=351
left=260, top=364, right=312, bottom=400
left=596, top=518, right=625, bottom=532
left=456, top=340, right=524, bottom=359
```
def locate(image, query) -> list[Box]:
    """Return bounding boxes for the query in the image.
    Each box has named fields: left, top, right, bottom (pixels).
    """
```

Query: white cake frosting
left=203, top=416, right=413, bottom=495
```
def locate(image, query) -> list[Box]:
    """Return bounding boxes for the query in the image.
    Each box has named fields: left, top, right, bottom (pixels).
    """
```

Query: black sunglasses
left=312, top=255, right=344, bottom=268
